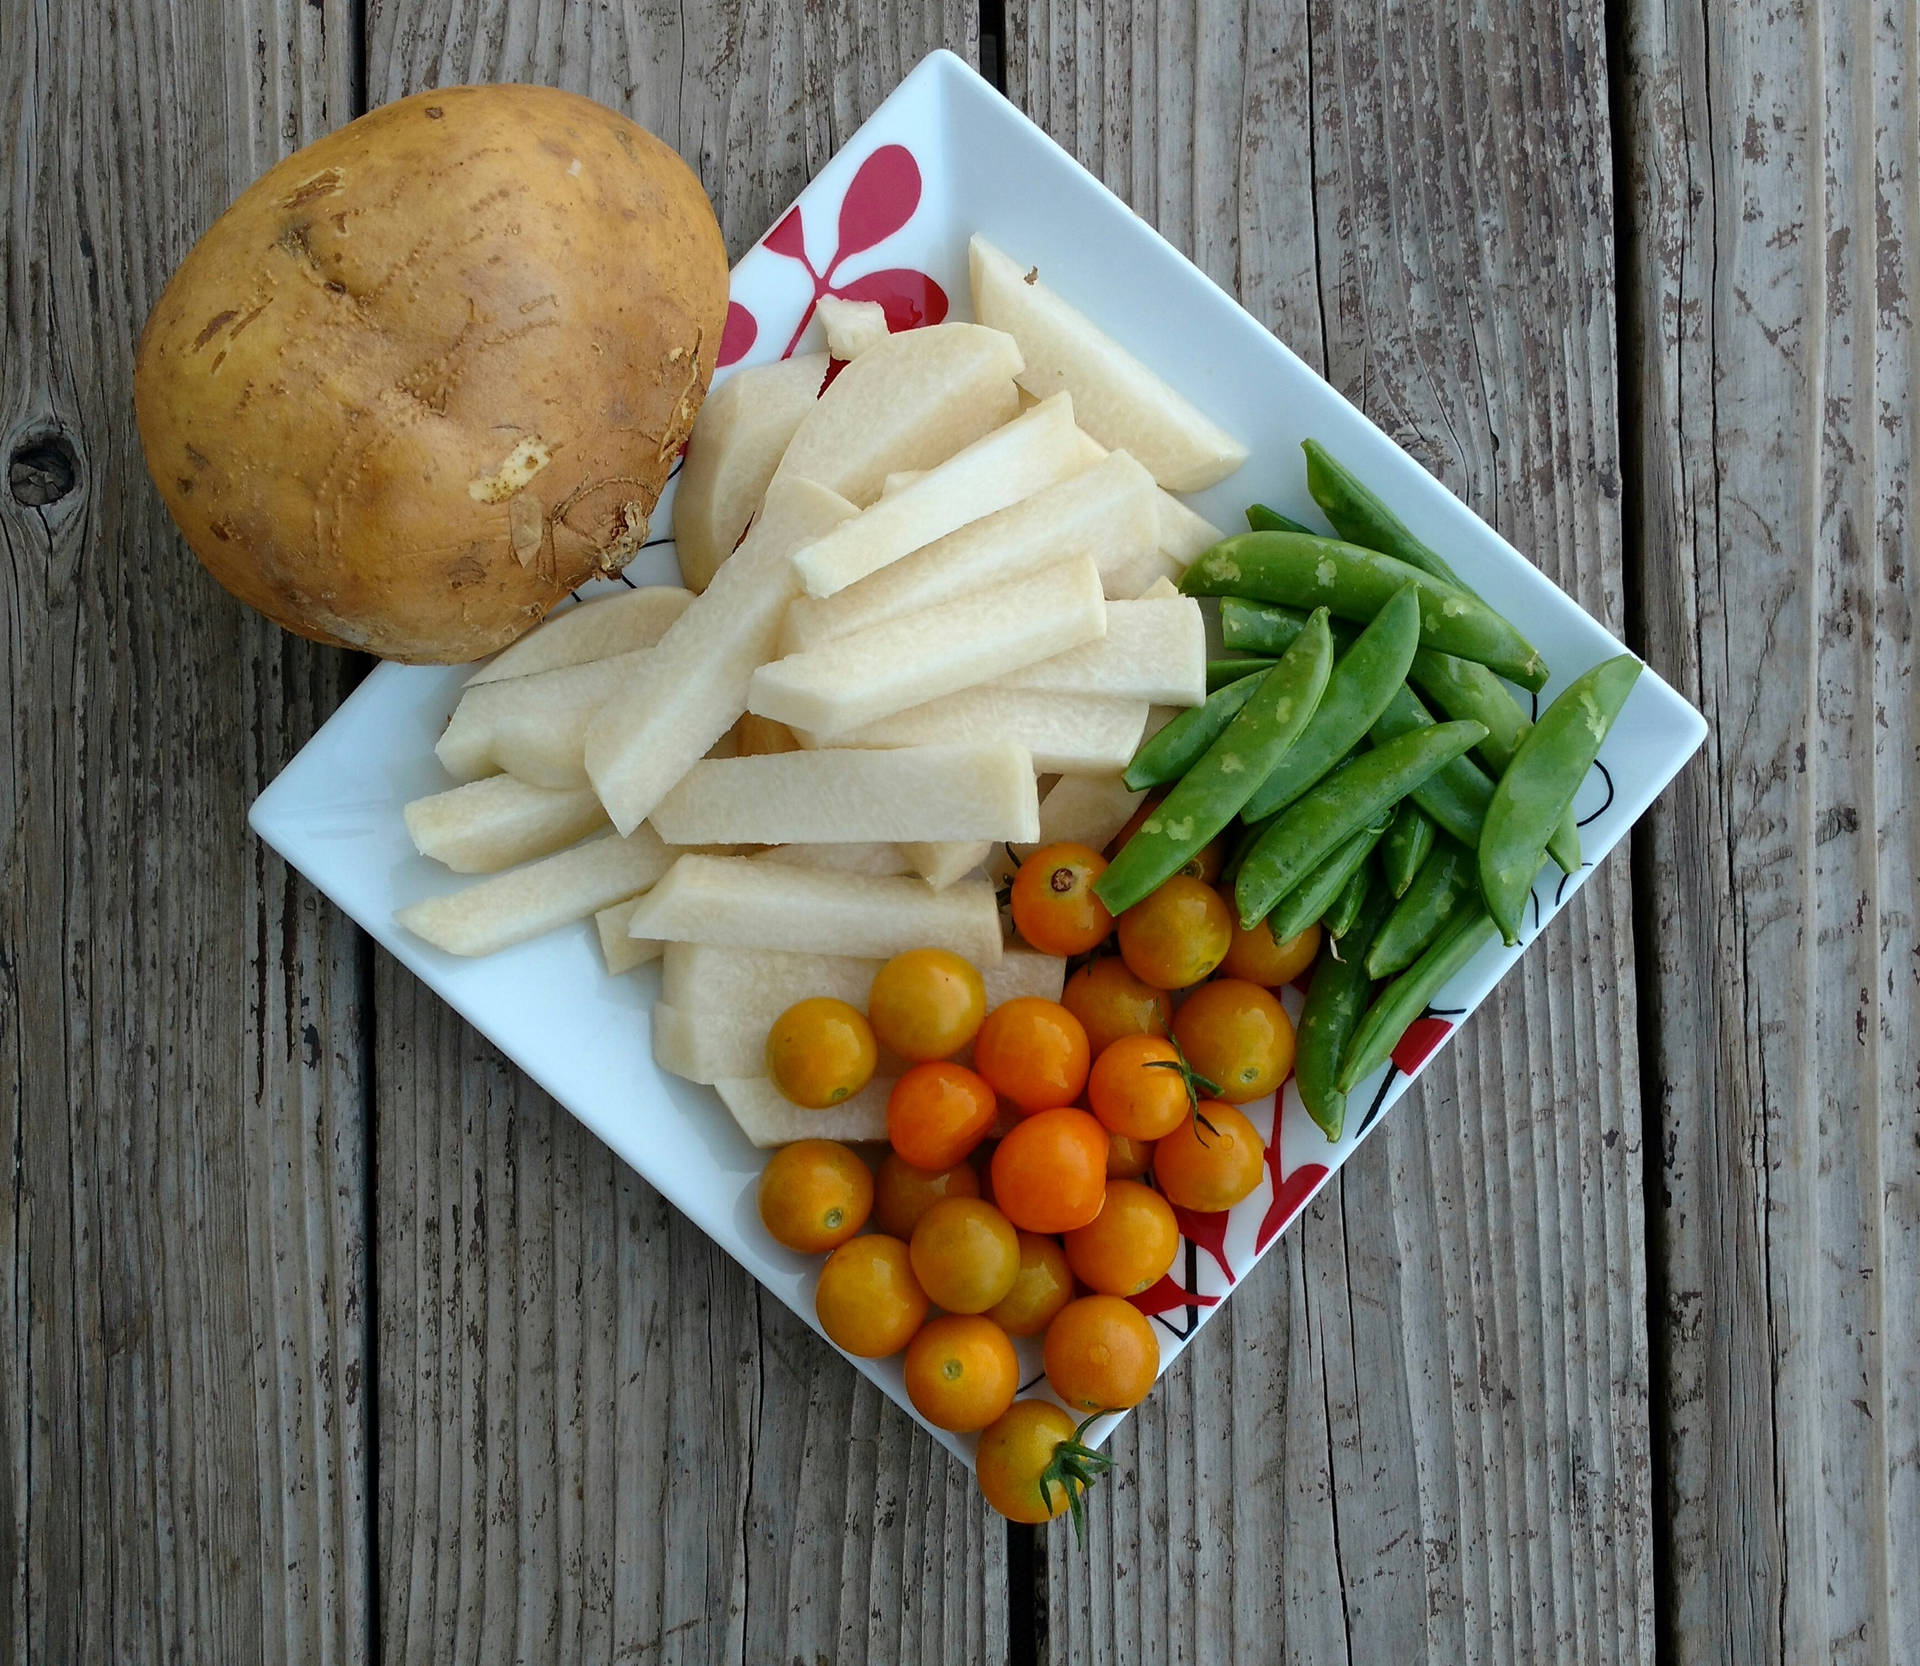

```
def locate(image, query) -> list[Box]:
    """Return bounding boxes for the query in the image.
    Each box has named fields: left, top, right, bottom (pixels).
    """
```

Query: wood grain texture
left=1619, top=0, right=1920, bottom=1657
left=1008, top=3, right=1654, bottom=1660
left=1, top=2, right=370, bottom=1665
left=358, top=8, right=1005, bottom=1663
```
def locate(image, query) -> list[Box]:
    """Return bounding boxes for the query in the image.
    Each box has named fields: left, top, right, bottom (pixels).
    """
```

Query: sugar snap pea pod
left=1370, top=684, right=1494, bottom=847
left=1367, top=836, right=1477, bottom=977
left=1335, top=902, right=1500, bottom=1093
left=1301, top=438, right=1467, bottom=589
left=1124, top=672, right=1265, bottom=790
left=1095, top=612, right=1334, bottom=916
left=1479, top=654, right=1643, bottom=943
left=1181, top=532, right=1548, bottom=691
left=1294, top=882, right=1395, bottom=1141
left=1261, top=815, right=1390, bottom=944
left=1247, top=503, right=1316, bottom=535
left=1239, top=584, right=1423, bottom=821
left=1380, top=801, right=1436, bottom=897
left=1409, top=647, right=1580, bottom=874
left=1208, top=655, right=1277, bottom=692
left=1220, top=597, right=1312, bottom=655
left=1234, top=719, right=1487, bottom=927
left=1322, top=855, right=1375, bottom=940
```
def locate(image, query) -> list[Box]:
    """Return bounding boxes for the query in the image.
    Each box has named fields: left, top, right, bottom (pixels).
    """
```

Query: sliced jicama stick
left=814, top=296, right=891, bottom=359
left=626, top=854, right=1004, bottom=963
left=465, top=586, right=693, bottom=686
left=751, top=557, right=1106, bottom=735
left=404, top=775, right=608, bottom=873
left=396, top=826, right=675, bottom=957
left=807, top=686, right=1149, bottom=776
left=969, top=236, right=1248, bottom=491
left=791, top=395, right=1084, bottom=597
left=751, top=842, right=912, bottom=877
left=594, top=898, right=661, bottom=974
left=649, top=745, right=1040, bottom=847
left=772, top=321, right=1023, bottom=506
left=1136, top=575, right=1182, bottom=601
left=434, top=705, right=500, bottom=782
left=996, top=596, right=1205, bottom=705
left=1035, top=772, right=1148, bottom=852
left=439, top=648, right=649, bottom=789
left=584, top=477, right=858, bottom=835
left=778, top=451, right=1158, bottom=654
left=880, top=469, right=926, bottom=496
left=712, top=1075, right=894, bottom=1147
left=1156, top=491, right=1225, bottom=565
left=901, top=839, right=994, bottom=889
left=675, top=353, right=830, bottom=592
left=661, top=942, right=1064, bottom=1026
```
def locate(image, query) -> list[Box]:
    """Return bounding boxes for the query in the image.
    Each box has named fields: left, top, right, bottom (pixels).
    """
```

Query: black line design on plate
left=639, top=534, right=677, bottom=551
left=1576, top=757, right=1615, bottom=826
left=1553, top=862, right=1593, bottom=906
left=1356, top=1068, right=1400, bottom=1138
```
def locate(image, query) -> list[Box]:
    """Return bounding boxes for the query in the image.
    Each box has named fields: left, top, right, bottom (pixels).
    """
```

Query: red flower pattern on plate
left=718, top=144, right=949, bottom=367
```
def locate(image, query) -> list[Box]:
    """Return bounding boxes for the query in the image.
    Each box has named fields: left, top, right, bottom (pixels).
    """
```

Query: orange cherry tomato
left=1062, top=956, right=1174, bottom=1057
left=765, top=997, right=878, bottom=1108
left=1063, top=1179, right=1179, bottom=1295
left=908, top=1197, right=1022, bottom=1313
left=1105, top=1130, right=1155, bottom=1180
left=989, top=1107, right=1109, bottom=1234
left=1176, top=836, right=1227, bottom=883
left=1220, top=914, right=1321, bottom=986
left=1172, top=978, right=1295, bottom=1102
left=757, top=1139, right=874, bottom=1253
left=1011, top=842, right=1115, bottom=956
left=867, top=948, right=987, bottom=1060
left=1043, top=1295, right=1161, bottom=1412
left=1116, top=876, right=1232, bottom=990
left=1086, top=1034, right=1193, bottom=1141
left=976, top=1400, right=1087, bottom=1524
left=1154, top=1100, right=1266, bottom=1211
left=873, top=1152, right=980, bottom=1240
left=985, top=1231, right=1076, bottom=1337
left=972, top=998, right=1091, bottom=1114
left=815, top=1235, right=929, bottom=1358
left=903, top=1314, right=1020, bottom=1432
left=887, top=1061, right=997, bottom=1169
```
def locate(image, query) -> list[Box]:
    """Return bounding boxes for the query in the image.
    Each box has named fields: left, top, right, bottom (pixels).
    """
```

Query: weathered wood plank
left=359, top=7, right=1004, bottom=1662
left=0, top=2, right=370, bottom=1664
left=1618, top=0, right=1919, bottom=1656
left=1008, top=3, right=1653, bottom=1659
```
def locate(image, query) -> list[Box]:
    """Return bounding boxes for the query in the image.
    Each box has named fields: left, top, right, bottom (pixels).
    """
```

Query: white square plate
left=251, top=50, right=1707, bottom=1467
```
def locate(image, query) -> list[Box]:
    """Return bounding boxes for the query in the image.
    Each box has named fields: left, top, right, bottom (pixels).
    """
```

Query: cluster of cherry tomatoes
left=756, top=830, right=1320, bottom=1527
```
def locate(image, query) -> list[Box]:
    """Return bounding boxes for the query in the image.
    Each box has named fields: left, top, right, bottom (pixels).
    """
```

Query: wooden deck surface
left=3, top=1, right=1913, bottom=1661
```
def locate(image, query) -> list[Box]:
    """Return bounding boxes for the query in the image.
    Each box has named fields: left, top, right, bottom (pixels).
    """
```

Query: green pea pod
left=1260, top=815, right=1390, bottom=945
left=1479, top=654, right=1643, bottom=943
left=1095, top=612, right=1335, bottom=916
left=1123, top=672, right=1264, bottom=790
left=1247, top=503, right=1316, bottom=535
left=1301, top=439, right=1467, bottom=589
left=1294, top=882, right=1395, bottom=1141
left=1207, top=655, right=1278, bottom=692
left=1367, top=837, right=1477, bottom=976
left=1239, top=584, right=1423, bottom=821
left=1370, top=684, right=1495, bottom=847
left=1220, top=598, right=1313, bottom=655
left=1322, top=855, right=1375, bottom=940
left=1409, top=647, right=1580, bottom=874
left=1379, top=801, right=1436, bottom=897
left=1181, top=532, right=1548, bottom=691
left=1335, top=903, right=1500, bottom=1093
left=1234, top=719, right=1487, bottom=927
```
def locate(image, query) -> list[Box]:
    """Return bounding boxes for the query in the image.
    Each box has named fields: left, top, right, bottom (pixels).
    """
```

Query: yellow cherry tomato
left=1061, top=956, right=1174, bottom=1057
left=765, top=997, right=877, bottom=1108
left=1011, top=843, right=1115, bottom=956
left=1153, top=1100, right=1266, bottom=1212
left=814, top=1235, right=929, bottom=1358
left=1172, top=978, right=1294, bottom=1102
left=908, top=1197, right=1022, bottom=1314
left=873, top=1153, right=980, bottom=1240
left=985, top=1231, right=1077, bottom=1337
left=1220, top=914, right=1321, bottom=986
left=1105, top=1130, right=1155, bottom=1180
left=904, top=1314, right=1020, bottom=1432
left=1062, top=1180, right=1178, bottom=1295
left=757, top=1139, right=874, bottom=1253
left=976, top=1401, right=1090, bottom=1524
left=867, top=948, right=988, bottom=1061
left=1086, top=1033, right=1192, bottom=1141
left=1043, top=1295, right=1160, bottom=1411
left=1116, top=876, right=1232, bottom=990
